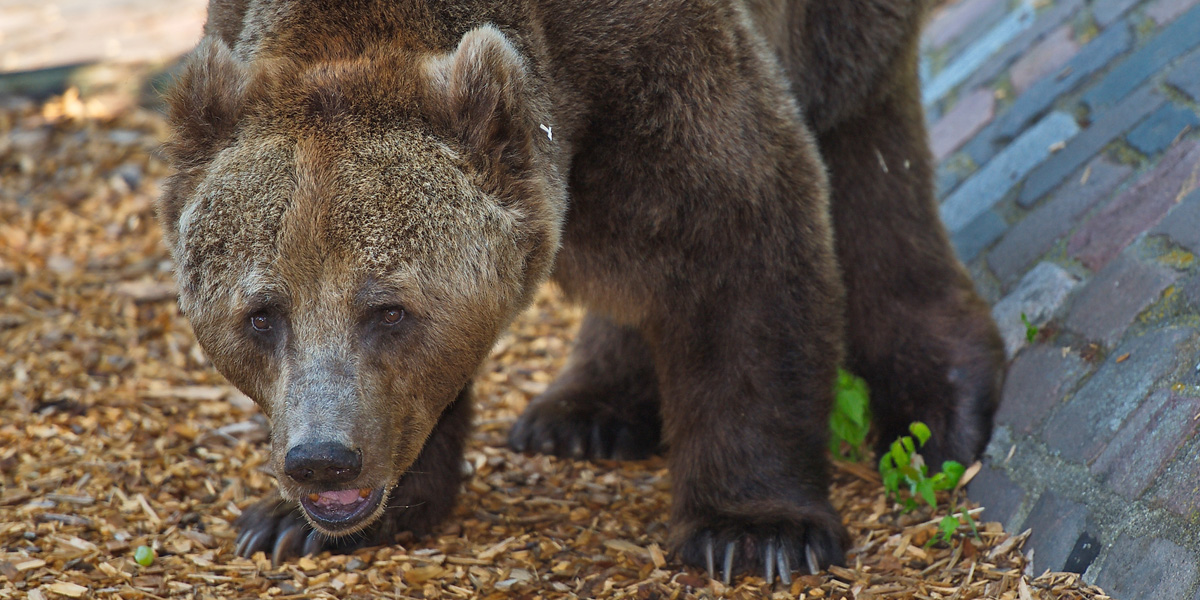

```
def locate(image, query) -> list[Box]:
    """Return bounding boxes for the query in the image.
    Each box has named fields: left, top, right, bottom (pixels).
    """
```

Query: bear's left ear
left=423, top=25, right=536, bottom=162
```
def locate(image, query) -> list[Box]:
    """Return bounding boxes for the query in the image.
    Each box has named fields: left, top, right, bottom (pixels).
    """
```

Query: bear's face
left=158, top=28, right=562, bottom=535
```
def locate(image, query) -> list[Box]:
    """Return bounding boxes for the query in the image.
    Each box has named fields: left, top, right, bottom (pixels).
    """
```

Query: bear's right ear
left=164, top=36, right=249, bottom=169
left=422, top=25, right=536, bottom=165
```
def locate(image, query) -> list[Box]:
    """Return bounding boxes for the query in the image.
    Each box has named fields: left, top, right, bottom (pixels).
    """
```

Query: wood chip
left=45, top=581, right=89, bottom=598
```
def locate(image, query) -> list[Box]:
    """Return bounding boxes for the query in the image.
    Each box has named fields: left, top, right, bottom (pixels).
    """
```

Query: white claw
left=805, top=544, right=819, bottom=576
left=723, top=541, right=735, bottom=585
left=764, top=539, right=775, bottom=583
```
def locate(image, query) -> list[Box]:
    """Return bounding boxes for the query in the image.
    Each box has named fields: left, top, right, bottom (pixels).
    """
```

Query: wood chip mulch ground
left=0, top=89, right=1113, bottom=599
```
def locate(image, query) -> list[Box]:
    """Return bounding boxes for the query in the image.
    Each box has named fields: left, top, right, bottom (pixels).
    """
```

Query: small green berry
left=134, top=545, right=155, bottom=567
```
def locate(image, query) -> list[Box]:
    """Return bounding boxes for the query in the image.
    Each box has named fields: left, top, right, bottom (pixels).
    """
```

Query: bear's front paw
left=234, top=493, right=362, bottom=564
left=509, top=394, right=660, bottom=460
left=674, top=514, right=847, bottom=585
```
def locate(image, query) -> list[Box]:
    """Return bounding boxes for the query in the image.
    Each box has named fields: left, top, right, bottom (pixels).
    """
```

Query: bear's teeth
left=308, top=493, right=320, bottom=502
left=359, top=488, right=371, bottom=498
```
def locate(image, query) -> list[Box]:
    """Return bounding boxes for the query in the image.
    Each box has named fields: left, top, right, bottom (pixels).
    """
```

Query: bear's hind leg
left=819, top=79, right=1006, bottom=467
left=508, top=314, right=663, bottom=460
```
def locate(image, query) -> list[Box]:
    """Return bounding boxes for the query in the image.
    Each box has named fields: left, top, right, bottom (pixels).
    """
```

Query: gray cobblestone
left=942, top=111, right=1079, bottom=231
left=945, top=19, right=1123, bottom=178
left=1095, top=534, right=1199, bottom=600
left=1147, top=0, right=1200, bottom=23
left=1126, top=102, right=1200, bottom=155
left=1167, top=46, right=1200, bottom=101
left=1082, top=3, right=1200, bottom=114
left=1018, top=85, right=1164, bottom=207
left=989, top=157, right=1132, bottom=285
left=1091, top=390, right=1200, bottom=499
left=1093, top=0, right=1141, bottom=25
left=1063, top=530, right=1103, bottom=574
left=923, top=0, right=1037, bottom=106
left=992, top=261, right=1080, bottom=356
left=1022, top=491, right=1091, bottom=574
left=951, top=209, right=1007, bottom=262
left=966, top=464, right=1026, bottom=531
left=993, top=22, right=1133, bottom=145
left=1150, top=188, right=1200, bottom=253
left=1042, top=326, right=1195, bottom=463
left=960, top=0, right=1087, bottom=91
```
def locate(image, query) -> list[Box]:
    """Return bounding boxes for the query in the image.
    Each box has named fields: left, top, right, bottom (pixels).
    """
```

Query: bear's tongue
left=308, top=488, right=370, bottom=508
left=302, top=488, right=377, bottom=525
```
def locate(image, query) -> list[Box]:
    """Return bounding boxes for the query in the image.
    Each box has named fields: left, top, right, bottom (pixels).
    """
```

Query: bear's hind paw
left=509, top=398, right=660, bottom=460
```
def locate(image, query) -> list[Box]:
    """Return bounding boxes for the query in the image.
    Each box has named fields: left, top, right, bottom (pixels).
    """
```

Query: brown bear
left=158, top=0, right=1005, bottom=582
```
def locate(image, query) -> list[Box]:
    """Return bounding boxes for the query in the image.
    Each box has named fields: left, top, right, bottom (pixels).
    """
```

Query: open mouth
left=299, top=487, right=386, bottom=531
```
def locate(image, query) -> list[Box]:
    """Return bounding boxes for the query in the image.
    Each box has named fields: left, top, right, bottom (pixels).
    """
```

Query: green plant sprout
left=829, top=368, right=872, bottom=462
left=878, top=422, right=979, bottom=545
left=1020, top=312, right=1039, bottom=343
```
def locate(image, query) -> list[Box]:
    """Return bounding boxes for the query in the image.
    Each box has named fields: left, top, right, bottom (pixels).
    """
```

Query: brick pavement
left=925, top=0, right=1200, bottom=596
left=5, top=0, right=1200, bottom=596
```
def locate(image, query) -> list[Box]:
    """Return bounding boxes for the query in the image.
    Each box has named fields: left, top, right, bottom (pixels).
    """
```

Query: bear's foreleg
left=648, top=265, right=850, bottom=582
left=818, top=72, right=1005, bottom=467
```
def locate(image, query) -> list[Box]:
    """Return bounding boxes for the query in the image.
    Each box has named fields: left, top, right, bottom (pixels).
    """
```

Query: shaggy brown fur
left=159, top=0, right=1005, bottom=578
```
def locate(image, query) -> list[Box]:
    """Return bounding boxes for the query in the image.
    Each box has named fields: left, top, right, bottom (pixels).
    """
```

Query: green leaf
left=879, top=453, right=895, bottom=472
left=939, top=515, right=959, bottom=543
left=830, top=413, right=850, bottom=442
left=941, top=461, right=966, bottom=487
left=916, top=478, right=936, bottom=508
left=830, top=368, right=872, bottom=462
left=882, top=470, right=902, bottom=494
left=909, top=422, right=931, bottom=447
left=961, top=509, right=981, bottom=540
left=835, top=370, right=871, bottom=427
left=890, top=439, right=910, bottom=467
left=1021, top=312, right=1039, bottom=342
left=930, top=472, right=950, bottom=491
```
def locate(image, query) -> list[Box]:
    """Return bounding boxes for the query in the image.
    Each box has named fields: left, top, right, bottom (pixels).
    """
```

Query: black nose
left=284, top=442, right=361, bottom=485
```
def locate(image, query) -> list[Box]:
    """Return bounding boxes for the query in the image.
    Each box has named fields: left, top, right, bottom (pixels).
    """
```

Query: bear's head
left=157, top=26, right=563, bottom=536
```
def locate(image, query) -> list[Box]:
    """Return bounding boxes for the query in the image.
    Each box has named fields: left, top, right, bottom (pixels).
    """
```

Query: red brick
left=931, top=88, right=996, bottom=161
left=1147, top=0, right=1200, bottom=25
left=1068, top=140, right=1200, bottom=271
left=1150, top=433, right=1200, bottom=518
left=1010, top=26, right=1080, bottom=94
left=925, top=0, right=1009, bottom=50
left=1063, top=254, right=1179, bottom=347
left=995, top=345, right=1090, bottom=434
left=1091, top=391, right=1200, bottom=499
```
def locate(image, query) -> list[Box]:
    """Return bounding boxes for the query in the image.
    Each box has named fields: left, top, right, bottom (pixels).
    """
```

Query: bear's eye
left=380, top=307, right=405, bottom=326
left=249, top=312, right=272, bottom=332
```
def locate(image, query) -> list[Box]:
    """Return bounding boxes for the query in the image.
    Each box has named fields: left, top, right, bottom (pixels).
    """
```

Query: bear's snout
left=283, top=441, right=362, bottom=486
